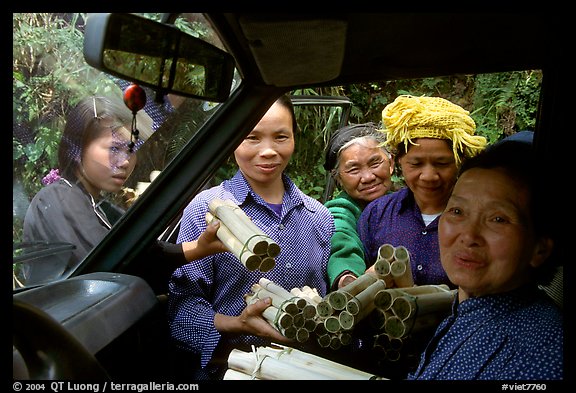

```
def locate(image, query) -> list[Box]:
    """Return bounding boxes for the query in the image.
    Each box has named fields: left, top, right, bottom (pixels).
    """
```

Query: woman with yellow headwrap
left=358, top=95, right=486, bottom=287
left=356, top=95, right=486, bottom=378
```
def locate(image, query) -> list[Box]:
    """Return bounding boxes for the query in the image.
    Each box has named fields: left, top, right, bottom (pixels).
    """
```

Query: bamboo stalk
left=227, top=348, right=334, bottom=380
left=398, top=284, right=451, bottom=296
left=355, top=279, right=387, bottom=320
left=206, top=212, right=261, bottom=270
left=251, top=284, right=300, bottom=315
left=259, top=278, right=294, bottom=300
left=255, top=346, right=381, bottom=380
left=223, top=368, right=260, bottom=380
left=245, top=292, right=294, bottom=330
left=391, top=246, right=414, bottom=288
left=209, top=199, right=271, bottom=255
left=225, top=199, right=281, bottom=257
left=339, top=273, right=378, bottom=297
left=412, top=289, right=457, bottom=315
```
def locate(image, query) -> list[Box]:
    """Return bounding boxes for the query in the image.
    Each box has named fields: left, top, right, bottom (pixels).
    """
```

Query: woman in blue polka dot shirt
left=167, top=95, right=334, bottom=379
left=408, top=137, right=563, bottom=380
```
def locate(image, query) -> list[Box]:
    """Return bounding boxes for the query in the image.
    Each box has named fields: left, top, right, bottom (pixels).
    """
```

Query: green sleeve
left=325, top=195, right=367, bottom=289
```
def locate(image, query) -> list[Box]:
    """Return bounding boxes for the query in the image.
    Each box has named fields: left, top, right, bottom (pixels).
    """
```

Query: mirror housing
left=83, top=13, right=235, bottom=102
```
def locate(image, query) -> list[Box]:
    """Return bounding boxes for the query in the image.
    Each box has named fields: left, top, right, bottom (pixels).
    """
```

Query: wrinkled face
left=439, top=167, right=547, bottom=300
left=234, top=101, right=294, bottom=188
left=398, top=138, right=458, bottom=213
left=79, top=121, right=137, bottom=197
left=337, top=140, right=393, bottom=205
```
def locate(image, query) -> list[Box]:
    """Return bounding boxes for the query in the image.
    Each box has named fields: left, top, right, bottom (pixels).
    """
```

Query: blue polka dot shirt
left=357, top=187, right=452, bottom=287
left=408, top=285, right=564, bottom=380
left=167, top=170, right=334, bottom=369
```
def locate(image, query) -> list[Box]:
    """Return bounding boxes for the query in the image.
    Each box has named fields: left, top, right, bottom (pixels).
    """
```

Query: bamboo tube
left=329, top=336, right=342, bottom=350
left=251, top=284, right=300, bottom=315
left=315, top=300, right=334, bottom=318
left=412, top=289, right=457, bottom=315
left=384, top=315, right=406, bottom=339
left=374, top=288, right=396, bottom=310
left=325, top=290, right=349, bottom=311
left=317, top=334, right=331, bottom=348
left=259, top=278, right=294, bottom=300
left=398, top=284, right=450, bottom=296
left=225, top=199, right=281, bottom=257
left=245, top=292, right=294, bottom=330
left=338, top=331, right=352, bottom=346
left=292, top=312, right=305, bottom=329
left=324, top=316, right=341, bottom=333
left=259, top=256, right=276, bottom=272
left=314, top=320, right=327, bottom=335
left=339, top=273, right=378, bottom=297
left=346, top=297, right=360, bottom=315
left=405, top=311, right=447, bottom=335
left=295, top=328, right=309, bottom=343
left=395, top=247, right=414, bottom=288
left=390, top=260, right=414, bottom=288
left=374, top=258, right=391, bottom=278
left=393, top=245, right=410, bottom=263
left=391, top=295, right=416, bottom=320
left=256, top=346, right=380, bottom=380
left=209, top=199, right=271, bottom=255
left=370, top=308, right=387, bottom=330
left=303, top=318, right=317, bottom=332
left=355, top=279, right=387, bottom=320
left=227, top=348, right=334, bottom=380
left=385, top=349, right=401, bottom=362
left=301, top=285, right=323, bottom=301
left=301, top=304, right=317, bottom=320
left=206, top=212, right=261, bottom=270
left=378, top=243, right=395, bottom=262
left=338, top=310, right=355, bottom=330
left=280, top=325, right=297, bottom=340
left=223, top=368, right=260, bottom=380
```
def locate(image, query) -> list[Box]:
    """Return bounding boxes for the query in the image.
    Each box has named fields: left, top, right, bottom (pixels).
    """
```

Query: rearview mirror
left=83, top=13, right=235, bottom=102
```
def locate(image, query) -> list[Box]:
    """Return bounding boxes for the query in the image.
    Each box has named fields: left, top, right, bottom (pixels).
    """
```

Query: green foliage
left=13, top=13, right=544, bottom=231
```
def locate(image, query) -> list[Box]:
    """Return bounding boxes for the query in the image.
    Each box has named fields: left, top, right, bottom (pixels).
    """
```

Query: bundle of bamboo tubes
left=246, top=278, right=321, bottom=343
left=207, top=198, right=280, bottom=272
left=373, top=244, right=414, bottom=288
left=369, top=284, right=456, bottom=362
left=225, top=345, right=386, bottom=380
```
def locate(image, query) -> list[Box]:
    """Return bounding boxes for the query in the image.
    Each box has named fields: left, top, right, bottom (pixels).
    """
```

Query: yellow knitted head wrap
left=381, top=95, right=487, bottom=166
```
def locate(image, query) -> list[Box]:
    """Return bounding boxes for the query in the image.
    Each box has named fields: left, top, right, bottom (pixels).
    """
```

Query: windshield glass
left=13, top=13, right=236, bottom=290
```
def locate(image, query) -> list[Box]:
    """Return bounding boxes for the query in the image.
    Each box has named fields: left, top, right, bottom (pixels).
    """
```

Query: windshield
left=13, top=13, right=236, bottom=289
left=13, top=13, right=543, bottom=291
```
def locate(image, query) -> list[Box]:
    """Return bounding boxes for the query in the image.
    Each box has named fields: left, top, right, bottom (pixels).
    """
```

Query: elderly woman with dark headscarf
left=323, top=122, right=395, bottom=290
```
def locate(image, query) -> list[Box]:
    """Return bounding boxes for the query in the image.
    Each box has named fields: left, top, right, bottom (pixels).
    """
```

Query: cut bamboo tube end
left=326, top=291, right=348, bottom=311
left=378, top=243, right=395, bottom=261
left=259, top=256, right=276, bottom=272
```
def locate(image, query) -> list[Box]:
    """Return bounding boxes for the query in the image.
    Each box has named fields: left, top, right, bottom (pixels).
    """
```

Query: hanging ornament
left=123, top=84, right=146, bottom=152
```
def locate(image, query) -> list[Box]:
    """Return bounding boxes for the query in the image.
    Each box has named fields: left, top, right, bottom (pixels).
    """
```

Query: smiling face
left=336, top=139, right=393, bottom=205
left=398, top=138, right=459, bottom=214
left=439, top=167, right=550, bottom=300
left=78, top=121, right=137, bottom=197
left=233, top=100, right=295, bottom=198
